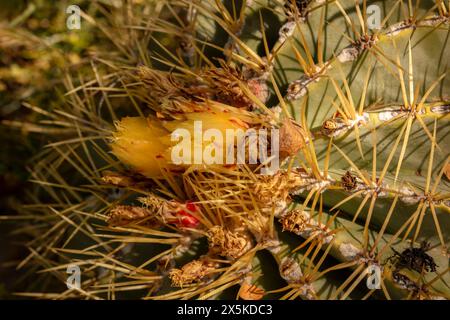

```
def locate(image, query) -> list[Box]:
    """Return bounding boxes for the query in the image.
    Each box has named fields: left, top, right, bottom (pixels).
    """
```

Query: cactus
left=9, top=0, right=450, bottom=300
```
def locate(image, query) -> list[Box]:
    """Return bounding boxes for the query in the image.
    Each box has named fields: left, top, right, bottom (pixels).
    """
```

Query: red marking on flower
left=177, top=210, right=199, bottom=228
left=186, top=201, right=197, bottom=212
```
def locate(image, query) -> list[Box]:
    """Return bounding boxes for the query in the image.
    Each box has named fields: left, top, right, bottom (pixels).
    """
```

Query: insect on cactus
left=12, top=0, right=450, bottom=300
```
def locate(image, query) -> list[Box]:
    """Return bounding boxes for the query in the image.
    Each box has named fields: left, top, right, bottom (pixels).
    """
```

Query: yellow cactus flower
left=111, top=116, right=176, bottom=178
left=111, top=102, right=266, bottom=178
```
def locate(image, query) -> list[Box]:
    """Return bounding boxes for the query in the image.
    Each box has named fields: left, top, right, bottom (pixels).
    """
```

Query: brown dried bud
left=200, top=62, right=269, bottom=110
left=279, top=119, right=308, bottom=159
left=280, top=209, right=334, bottom=243
left=254, top=169, right=304, bottom=204
left=137, top=66, right=211, bottom=114
left=207, top=226, right=251, bottom=259
left=138, top=196, right=201, bottom=229
left=202, top=67, right=250, bottom=108
left=169, top=259, right=217, bottom=287
left=280, top=209, right=310, bottom=234
left=107, top=205, right=158, bottom=227
left=138, top=195, right=177, bottom=215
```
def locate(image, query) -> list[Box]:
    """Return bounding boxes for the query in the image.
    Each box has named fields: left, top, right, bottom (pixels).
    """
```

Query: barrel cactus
left=16, top=0, right=450, bottom=300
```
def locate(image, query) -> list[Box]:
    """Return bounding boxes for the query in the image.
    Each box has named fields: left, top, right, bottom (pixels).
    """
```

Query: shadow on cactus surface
left=0, top=0, right=449, bottom=300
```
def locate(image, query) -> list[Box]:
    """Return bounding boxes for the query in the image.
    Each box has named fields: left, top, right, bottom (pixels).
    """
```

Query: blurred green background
left=0, top=0, right=103, bottom=298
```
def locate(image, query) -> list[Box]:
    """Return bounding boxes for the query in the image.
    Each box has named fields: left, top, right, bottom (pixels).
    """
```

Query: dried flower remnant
left=254, top=169, right=304, bottom=204
left=201, top=64, right=269, bottom=109
left=138, top=195, right=201, bottom=229
left=207, top=226, right=252, bottom=259
left=107, top=205, right=158, bottom=227
left=280, top=209, right=310, bottom=234
left=169, top=259, right=218, bottom=287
